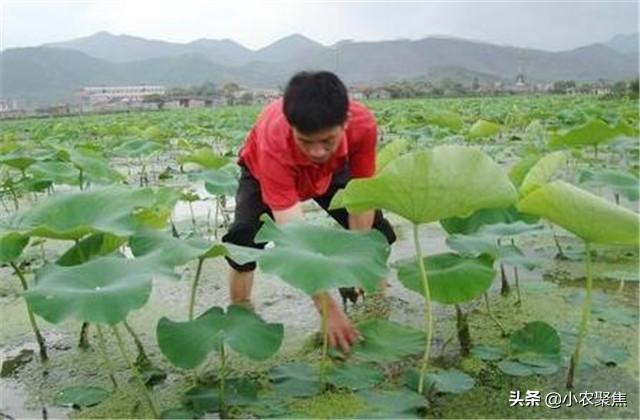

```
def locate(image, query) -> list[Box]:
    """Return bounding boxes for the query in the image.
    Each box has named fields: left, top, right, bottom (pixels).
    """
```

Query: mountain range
left=1, top=31, right=637, bottom=105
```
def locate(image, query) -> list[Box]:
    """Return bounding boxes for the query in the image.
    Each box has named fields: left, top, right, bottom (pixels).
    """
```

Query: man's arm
left=272, top=202, right=360, bottom=353
left=272, top=202, right=304, bottom=224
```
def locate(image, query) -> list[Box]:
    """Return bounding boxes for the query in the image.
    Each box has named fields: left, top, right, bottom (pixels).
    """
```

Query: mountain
left=606, top=33, right=639, bottom=55
left=44, top=31, right=254, bottom=66
left=0, top=47, right=284, bottom=104
left=2, top=33, right=638, bottom=105
left=254, top=34, right=326, bottom=62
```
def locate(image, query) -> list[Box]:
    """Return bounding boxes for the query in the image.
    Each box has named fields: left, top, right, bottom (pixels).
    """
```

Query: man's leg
left=222, top=165, right=271, bottom=307
left=229, top=268, right=254, bottom=305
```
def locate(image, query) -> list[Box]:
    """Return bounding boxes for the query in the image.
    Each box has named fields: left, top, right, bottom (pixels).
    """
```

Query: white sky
left=1, top=0, right=638, bottom=52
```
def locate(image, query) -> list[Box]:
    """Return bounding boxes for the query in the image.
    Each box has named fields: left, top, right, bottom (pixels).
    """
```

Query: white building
left=76, top=85, right=166, bottom=107
left=0, top=99, right=18, bottom=112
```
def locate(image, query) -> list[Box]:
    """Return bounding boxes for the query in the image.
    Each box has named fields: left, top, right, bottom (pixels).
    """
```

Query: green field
left=1, top=95, right=638, bottom=419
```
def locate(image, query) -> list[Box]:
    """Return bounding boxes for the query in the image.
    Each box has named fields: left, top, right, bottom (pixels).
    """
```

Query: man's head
left=283, top=71, right=349, bottom=164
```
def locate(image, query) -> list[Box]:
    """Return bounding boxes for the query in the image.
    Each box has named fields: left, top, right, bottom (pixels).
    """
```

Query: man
left=222, top=71, right=396, bottom=353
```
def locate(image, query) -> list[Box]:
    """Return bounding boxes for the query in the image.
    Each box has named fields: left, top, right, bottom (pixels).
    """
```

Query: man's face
left=292, top=124, right=346, bottom=164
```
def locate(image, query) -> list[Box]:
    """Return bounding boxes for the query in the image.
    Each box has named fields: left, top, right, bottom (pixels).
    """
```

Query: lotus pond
left=0, top=95, right=638, bottom=419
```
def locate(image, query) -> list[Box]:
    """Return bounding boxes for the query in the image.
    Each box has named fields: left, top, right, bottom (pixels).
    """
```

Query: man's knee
left=373, top=211, right=397, bottom=245
left=222, top=222, right=263, bottom=272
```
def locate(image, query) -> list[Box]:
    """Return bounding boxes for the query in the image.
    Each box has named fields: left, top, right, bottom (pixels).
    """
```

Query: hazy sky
left=1, top=0, right=638, bottom=52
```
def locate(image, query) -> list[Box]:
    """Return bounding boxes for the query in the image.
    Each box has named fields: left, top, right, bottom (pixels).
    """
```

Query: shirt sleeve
left=348, top=124, right=377, bottom=179
left=258, top=153, right=300, bottom=210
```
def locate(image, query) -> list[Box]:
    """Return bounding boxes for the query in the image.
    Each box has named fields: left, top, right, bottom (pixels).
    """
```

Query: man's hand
left=313, top=293, right=361, bottom=353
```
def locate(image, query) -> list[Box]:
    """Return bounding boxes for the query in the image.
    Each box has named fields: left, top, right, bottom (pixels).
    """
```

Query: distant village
left=0, top=74, right=635, bottom=120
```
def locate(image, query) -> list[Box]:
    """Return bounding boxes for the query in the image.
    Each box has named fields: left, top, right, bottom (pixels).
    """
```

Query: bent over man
left=222, top=71, right=396, bottom=352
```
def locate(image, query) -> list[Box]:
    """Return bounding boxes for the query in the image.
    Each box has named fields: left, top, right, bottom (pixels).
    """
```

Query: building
left=75, top=85, right=166, bottom=110
left=0, top=98, right=18, bottom=112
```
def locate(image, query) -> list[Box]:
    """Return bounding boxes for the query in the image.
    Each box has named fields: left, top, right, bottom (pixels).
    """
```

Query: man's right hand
left=314, top=293, right=361, bottom=353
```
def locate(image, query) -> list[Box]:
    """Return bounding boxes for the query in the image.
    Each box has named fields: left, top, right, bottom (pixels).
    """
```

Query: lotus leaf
left=351, top=319, right=425, bottom=363
left=255, top=217, right=389, bottom=295
left=395, top=253, right=495, bottom=304
left=25, top=253, right=172, bottom=325
left=331, top=146, right=517, bottom=224
left=157, top=305, right=283, bottom=369
left=517, top=181, right=639, bottom=245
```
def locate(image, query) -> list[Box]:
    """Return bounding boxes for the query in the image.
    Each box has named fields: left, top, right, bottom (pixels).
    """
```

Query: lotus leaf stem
left=219, top=342, right=227, bottom=416
left=510, top=239, right=522, bottom=305
left=78, top=322, right=91, bottom=349
left=566, top=242, right=592, bottom=389
left=412, top=224, right=433, bottom=395
left=10, top=262, right=48, bottom=362
left=320, top=293, right=330, bottom=387
left=95, top=324, right=119, bottom=389
left=123, top=319, right=151, bottom=368
left=111, top=325, right=159, bottom=418
left=188, top=258, right=205, bottom=320
left=483, top=292, right=507, bottom=337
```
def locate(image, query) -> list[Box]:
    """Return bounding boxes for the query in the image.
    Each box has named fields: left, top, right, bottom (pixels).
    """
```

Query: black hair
left=283, top=71, right=349, bottom=134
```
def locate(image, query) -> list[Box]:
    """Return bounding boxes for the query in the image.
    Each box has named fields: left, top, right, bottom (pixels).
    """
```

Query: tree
left=221, top=82, right=240, bottom=106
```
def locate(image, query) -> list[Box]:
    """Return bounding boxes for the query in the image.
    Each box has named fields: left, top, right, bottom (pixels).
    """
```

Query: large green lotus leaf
left=427, top=110, right=464, bottom=132
left=517, top=180, right=639, bottom=245
left=376, top=138, right=409, bottom=173
left=157, top=307, right=226, bottom=369
left=331, top=146, right=517, bottom=224
left=477, top=221, right=544, bottom=237
left=467, top=119, right=501, bottom=140
left=25, top=253, right=171, bottom=325
left=183, top=379, right=257, bottom=412
left=157, top=305, right=283, bottom=369
left=133, top=186, right=182, bottom=230
left=351, top=319, right=425, bottom=363
left=27, top=161, right=79, bottom=186
left=497, top=245, right=541, bottom=271
left=510, top=321, right=561, bottom=355
left=428, top=369, right=475, bottom=394
left=191, top=165, right=239, bottom=196
left=130, top=229, right=260, bottom=267
left=497, top=360, right=534, bottom=377
left=519, top=151, right=566, bottom=197
left=356, top=389, right=427, bottom=418
left=441, top=206, right=539, bottom=235
left=470, top=344, right=505, bottom=361
left=70, top=149, right=124, bottom=184
left=178, top=149, right=230, bottom=169
left=8, top=187, right=159, bottom=240
left=269, top=363, right=321, bottom=397
left=395, top=253, right=495, bottom=304
left=53, top=385, right=110, bottom=408
left=56, top=233, right=126, bottom=266
left=549, top=119, right=623, bottom=148
left=114, top=139, right=163, bottom=157
left=326, top=363, right=383, bottom=390
left=255, top=217, right=389, bottom=295
left=406, top=368, right=475, bottom=394
left=578, top=168, right=639, bottom=202
left=445, top=234, right=498, bottom=257
left=223, top=304, right=284, bottom=361
left=0, top=152, right=37, bottom=171
left=509, top=154, right=541, bottom=189
left=0, top=228, right=29, bottom=264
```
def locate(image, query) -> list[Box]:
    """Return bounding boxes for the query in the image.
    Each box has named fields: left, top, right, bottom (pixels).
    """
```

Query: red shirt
left=239, top=99, right=377, bottom=210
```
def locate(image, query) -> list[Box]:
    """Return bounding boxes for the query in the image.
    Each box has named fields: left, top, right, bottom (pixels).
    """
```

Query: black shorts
left=222, top=164, right=397, bottom=271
